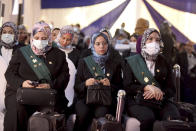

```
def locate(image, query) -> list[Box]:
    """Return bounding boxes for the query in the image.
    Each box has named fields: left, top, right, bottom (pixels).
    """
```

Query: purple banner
left=154, top=0, right=196, bottom=14
left=82, top=0, right=130, bottom=36
left=41, top=0, right=111, bottom=9
left=144, top=0, right=189, bottom=43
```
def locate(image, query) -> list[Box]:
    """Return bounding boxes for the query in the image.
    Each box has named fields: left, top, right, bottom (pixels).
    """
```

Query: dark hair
left=52, top=28, right=60, bottom=32
left=130, top=33, right=139, bottom=40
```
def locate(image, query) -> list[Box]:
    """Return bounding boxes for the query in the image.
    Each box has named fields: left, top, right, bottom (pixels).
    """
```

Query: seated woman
left=56, top=25, right=80, bottom=68
left=123, top=28, right=180, bottom=131
left=4, top=22, right=70, bottom=131
left=56, top=25, right=80, bottom=107
left=0, top=22, right=24, bottom=131
left=74, top=32, right=123, bottom=131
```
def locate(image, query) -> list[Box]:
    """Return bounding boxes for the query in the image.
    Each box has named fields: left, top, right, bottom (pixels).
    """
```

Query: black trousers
left=74, top=99, right=110, bottom=131
left=126, top=102, right=180, bottom=131
left=4, top=92, right=67, bottom=131
left=4, top=93, right=17, bottom=131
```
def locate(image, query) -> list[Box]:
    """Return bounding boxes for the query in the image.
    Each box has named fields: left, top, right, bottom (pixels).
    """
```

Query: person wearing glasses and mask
left=123, top=28, right=180, bottom=131
left=4, top=22, right=70, bottom=131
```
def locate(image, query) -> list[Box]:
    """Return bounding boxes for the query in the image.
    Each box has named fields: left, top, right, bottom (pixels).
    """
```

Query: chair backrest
left=116, top=90, right=126, bottom=122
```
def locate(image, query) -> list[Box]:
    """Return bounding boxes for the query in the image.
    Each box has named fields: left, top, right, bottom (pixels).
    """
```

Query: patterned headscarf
left=56, top=25, right=74, bottom=50
left=0, top=22, right=18, bottom=49
left=90, top=32, right=109, bottom=69
left=31, top=21, right=52, bottom=56
left=141, top=28, right=163, bottom=61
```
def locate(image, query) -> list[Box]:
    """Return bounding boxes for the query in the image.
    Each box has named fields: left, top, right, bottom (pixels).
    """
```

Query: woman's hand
left=143, top=90, right=154, bottom=99
left=36, top=83, right=50, bottom=89
left=100, top=78, right=110, bottom=86
left=154, top=88, right=164, bottom=100
left=22, top=80, right=34, bottom=88
left=85, top=78, right=98, bottom=86
left=144, top=85, right=164, bottom=100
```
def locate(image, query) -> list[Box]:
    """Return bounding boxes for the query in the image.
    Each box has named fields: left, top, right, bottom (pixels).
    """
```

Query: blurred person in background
left=135, top=18, right=149, bottom=54
left=122, top=33, right=139, bottom=58
left=18, top=25, right=28, bottom=46
left=176, top=41, right=196, bottom=104
left=51, top=27, right=60, bottom=44
left=114, top=32, right=131, bottom=57
left=160, top=21, right=176, bottom=65
left=114, top=22, right=130, bottom=40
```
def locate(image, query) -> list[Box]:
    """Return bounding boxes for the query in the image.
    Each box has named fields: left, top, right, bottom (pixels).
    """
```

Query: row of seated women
left=0, top=21, right=180, bottom=131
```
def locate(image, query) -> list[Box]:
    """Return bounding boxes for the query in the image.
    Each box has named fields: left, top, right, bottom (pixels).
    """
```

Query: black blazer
left=5, top=47, right=70, bottom=109
left=74, top=49, right=123, bottom=101
left=123, top=54, right=175, bottom=103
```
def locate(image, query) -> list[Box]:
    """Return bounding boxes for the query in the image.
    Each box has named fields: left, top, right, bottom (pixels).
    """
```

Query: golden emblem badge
left=95, top=73, right=98, bottom=77
left=106, top=73, right=110, bottom=77
left=144, top=77, right=149, bottom=83
left=32, top=59, right=37, bottom=63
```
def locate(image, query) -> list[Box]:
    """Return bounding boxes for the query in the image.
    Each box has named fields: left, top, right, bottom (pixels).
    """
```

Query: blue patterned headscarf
left=90, top=32, right=110, bottom=69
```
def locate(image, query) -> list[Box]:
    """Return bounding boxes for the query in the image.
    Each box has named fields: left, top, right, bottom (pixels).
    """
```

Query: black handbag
left=135, top=91, right=164, bottom=109
left=16, top=88, right=57, bottom=106
left=86, top=83, right=112, bottom=106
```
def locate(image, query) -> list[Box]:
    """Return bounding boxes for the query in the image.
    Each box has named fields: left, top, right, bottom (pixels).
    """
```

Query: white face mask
left=129, top=42, right=137, bottom=52
left=32, top=39, right=48, bottom=50
left=1, top=34, right=15, bottom=44
left=143, top=42, right=160, bottom=55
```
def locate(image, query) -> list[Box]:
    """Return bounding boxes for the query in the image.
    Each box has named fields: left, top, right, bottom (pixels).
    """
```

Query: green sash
left=20, top=45, right=52, bottom=82
left=126, top=54, right=160, bottom=87
left=84, top=55, right=105, bottom=80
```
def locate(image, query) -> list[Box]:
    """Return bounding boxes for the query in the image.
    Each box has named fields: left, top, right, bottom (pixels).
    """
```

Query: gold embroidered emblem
left=144, top=77, right=149, bottom=83
left=32, top=59, right=37, bottom=63
left=106, top=73, right=110, bottom=77
left=95, top=73, right=98, bottom=77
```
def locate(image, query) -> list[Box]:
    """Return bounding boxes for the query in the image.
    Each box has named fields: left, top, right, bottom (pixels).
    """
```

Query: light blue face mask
left=116, top=39, right=124, bottom=44
left=57, top=42, right=73, bottom=50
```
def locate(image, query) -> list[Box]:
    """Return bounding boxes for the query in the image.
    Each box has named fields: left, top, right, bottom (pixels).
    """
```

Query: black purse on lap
left=86, top=83, right=112, bottom=106
left=16, top=88, right=57, bottom=106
